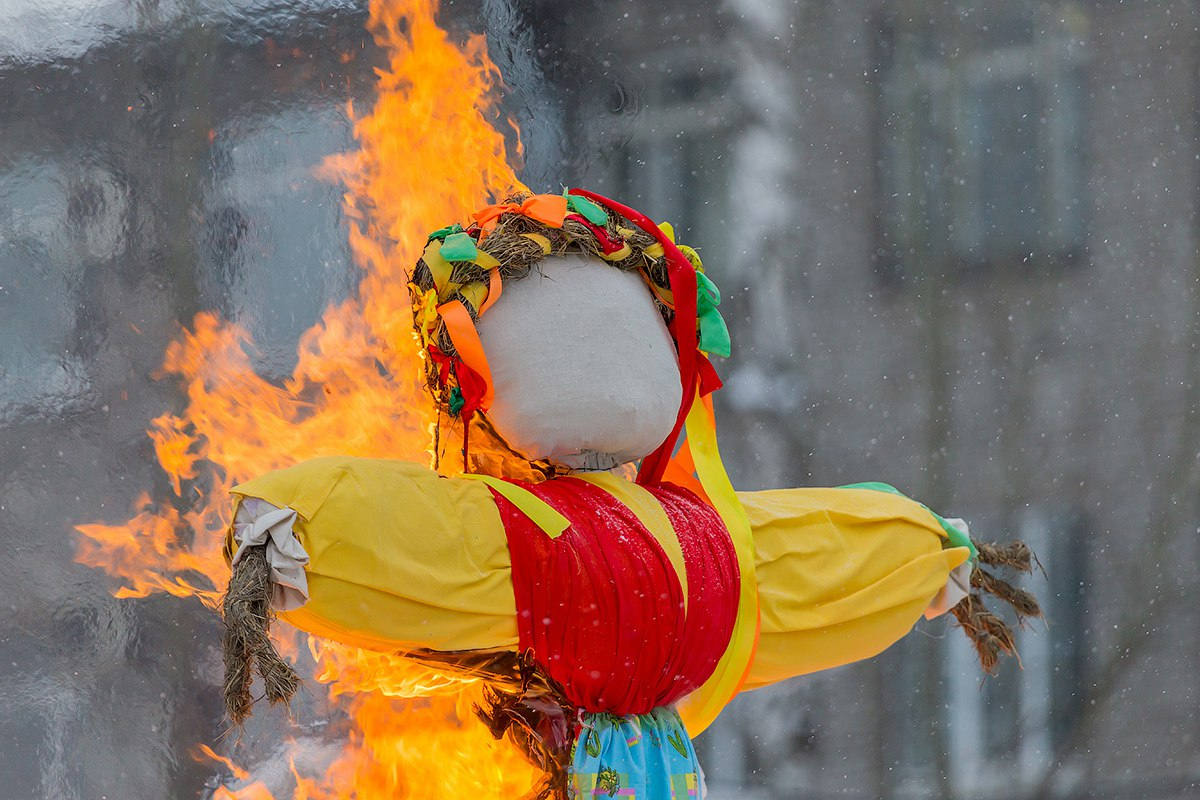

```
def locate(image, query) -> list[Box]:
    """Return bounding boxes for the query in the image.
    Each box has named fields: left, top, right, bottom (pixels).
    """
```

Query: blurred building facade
left=537, top=1, right=1199, bottom=798
left=0, top=6, right=380, bottom=796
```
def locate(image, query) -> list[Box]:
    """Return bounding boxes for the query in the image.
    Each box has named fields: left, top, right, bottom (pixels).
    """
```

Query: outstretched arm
left=738, top=484, right=1036, bottom=693
left=221, top=456, right=520, bottom=722
left=225, top=455, right=520, bottom=652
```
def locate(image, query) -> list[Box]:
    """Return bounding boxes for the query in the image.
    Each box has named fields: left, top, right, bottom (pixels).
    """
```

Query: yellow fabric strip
left=521, top=233, right=553, bottom=254
left=459, top=473, right=571, bottom=539
left=599, top=243, right=633, bottom=262
left=643, top=274, right=675, bottom=309
left=458, top=282, right=488, bottom=316
left=473, top=250, right=501, bottom=270
left=477, top=268, right=503, bottom=317
left=674, top=394, right=760, bottom=737
left=422, top=240, right=453, bottom=297
left=574, top=472, right=690, bottom=612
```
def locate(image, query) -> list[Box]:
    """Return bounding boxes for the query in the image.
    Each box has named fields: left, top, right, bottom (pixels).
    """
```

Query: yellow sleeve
left=229, top=456, right=518, bottom=654
left=739, top=487, right=970, bottom=691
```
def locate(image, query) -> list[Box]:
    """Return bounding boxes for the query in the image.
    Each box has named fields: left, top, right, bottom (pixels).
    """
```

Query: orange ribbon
left=661, top=437, right=706, bottom=502
left=477, top=267, right=503, bottom=317
left=472, top=194, right=568, bottom=238
left=436, top=299, right=494, bottom=412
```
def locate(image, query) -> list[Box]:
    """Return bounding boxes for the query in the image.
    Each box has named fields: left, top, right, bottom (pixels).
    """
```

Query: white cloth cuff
left=924, top=517, right=972, bottom=620
left=231, top=497, right=309, bottom=611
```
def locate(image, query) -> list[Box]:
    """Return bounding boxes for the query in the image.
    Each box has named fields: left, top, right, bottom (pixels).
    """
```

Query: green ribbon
left=426, top=223, right=463, bottom=243
left=695, top=271, right=731, bottom=358
left=448, top=386, right=465, bottom=417
left=440, top=231, right=479, bottom=262
left=839, top=481, right=978, bottom=561
left=565, top=193, right=609, bottom=226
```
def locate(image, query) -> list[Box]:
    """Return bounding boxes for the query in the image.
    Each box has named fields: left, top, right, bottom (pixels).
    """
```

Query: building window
left=1044, top=510, right=1088, bottom=745
left=941, top=506, right=1089, bottom=795
left=596, top=64, right=735, bottom=265
left=872, top=2, right=1089, bottom=283
left=0, top=158, right=108, bottom=425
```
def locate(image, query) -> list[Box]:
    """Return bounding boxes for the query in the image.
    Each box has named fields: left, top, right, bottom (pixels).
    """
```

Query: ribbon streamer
left=673, top=392, right=759, bottom=736
left=460, top=473, right=571, bottom=539
left=437, top=299, right=495, bottom=414
left=695, top=271, right=731, bottom=358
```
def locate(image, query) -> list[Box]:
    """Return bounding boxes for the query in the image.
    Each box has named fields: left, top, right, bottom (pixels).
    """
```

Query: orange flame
left=197, top=744, right=251, bottom=781
left=76, top=0, right=541, bottom=795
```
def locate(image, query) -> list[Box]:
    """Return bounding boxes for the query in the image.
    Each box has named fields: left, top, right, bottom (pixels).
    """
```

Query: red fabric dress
left=490, top=477, right=740, bottom=714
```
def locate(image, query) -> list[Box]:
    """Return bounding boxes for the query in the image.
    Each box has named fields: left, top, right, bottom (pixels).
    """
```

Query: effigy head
left=408, top=190, right=729, bottom=475
left=477, top=253, right=682, bottom=470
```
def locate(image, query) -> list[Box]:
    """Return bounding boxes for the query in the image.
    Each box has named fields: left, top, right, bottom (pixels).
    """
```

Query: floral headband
left=408, top=188, right=729, bottom=481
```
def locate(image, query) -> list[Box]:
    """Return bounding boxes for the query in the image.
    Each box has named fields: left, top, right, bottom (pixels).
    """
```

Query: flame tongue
left=80, top=0, right=540, bottom=796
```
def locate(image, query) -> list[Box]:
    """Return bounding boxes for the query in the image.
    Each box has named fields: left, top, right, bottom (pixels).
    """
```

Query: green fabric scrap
left=694, top=271, right=731, bottom=358
left=840, top=481, right=978, bottom=561
left=426, top=223, right=463, bottom=242
left=566, top=193, right=609, bottom=226
left=440, top=231, right=478, bottom=262
left=448, top=386, right=465, bottom=417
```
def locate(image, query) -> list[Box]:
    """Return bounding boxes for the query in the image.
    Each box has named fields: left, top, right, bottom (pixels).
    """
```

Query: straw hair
left=976, top=539, right=1039, bottom=574
left=221, top=544, right=301, bottom=724
left=950, top=537, right=1044, bottom=674
left=388, top=648, right=576, bottom=800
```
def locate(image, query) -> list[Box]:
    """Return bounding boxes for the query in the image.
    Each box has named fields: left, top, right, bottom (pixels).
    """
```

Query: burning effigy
left=221, top=188, right=1042, bottom=799
left=62, top=0, right=1045, bottom=796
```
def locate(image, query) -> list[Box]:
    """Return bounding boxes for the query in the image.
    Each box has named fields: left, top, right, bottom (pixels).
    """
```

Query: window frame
left=871, top=4, right=1090, bottom=285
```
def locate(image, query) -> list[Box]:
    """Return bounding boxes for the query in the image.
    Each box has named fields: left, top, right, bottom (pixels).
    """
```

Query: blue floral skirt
left=569, top=707, right=703, bottom=799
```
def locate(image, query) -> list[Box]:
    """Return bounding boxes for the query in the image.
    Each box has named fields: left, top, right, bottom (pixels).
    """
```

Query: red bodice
left=491, top=477, right=740, bottom=715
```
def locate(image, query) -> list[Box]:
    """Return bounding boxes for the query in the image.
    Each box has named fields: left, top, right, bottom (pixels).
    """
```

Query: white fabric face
left=477, top=253, right=683, bottom=470
left=231, top=496, right=309, bottom=611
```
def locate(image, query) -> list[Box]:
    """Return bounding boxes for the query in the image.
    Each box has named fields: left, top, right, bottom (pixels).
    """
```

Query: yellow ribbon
left=521, top=233, right=553, bottom=254
left=421, top=240, right=454, bottom=298
left=458, top=283, right=488, bottom=316
left=674, top=392, right=760, bottom=736
left=599, top=242, right=633, bottom=262
left=459, top=474, right=570, bottom=539
left=477, top=268, right=503, bottom=317
left=410, top=285, right=440, bottom=348
left=474, top=249, right=501, bottom=270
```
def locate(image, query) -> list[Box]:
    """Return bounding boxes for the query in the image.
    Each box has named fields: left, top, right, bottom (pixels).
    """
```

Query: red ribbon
left=567, top=188, right=701, bottom=485
left=426, top=345, right=453, bottom=386
left=697, top=352, right=724, bottom=397
left=566, top=214, right=626, bottom=255
left=427, top=344, right=488, bottom=420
